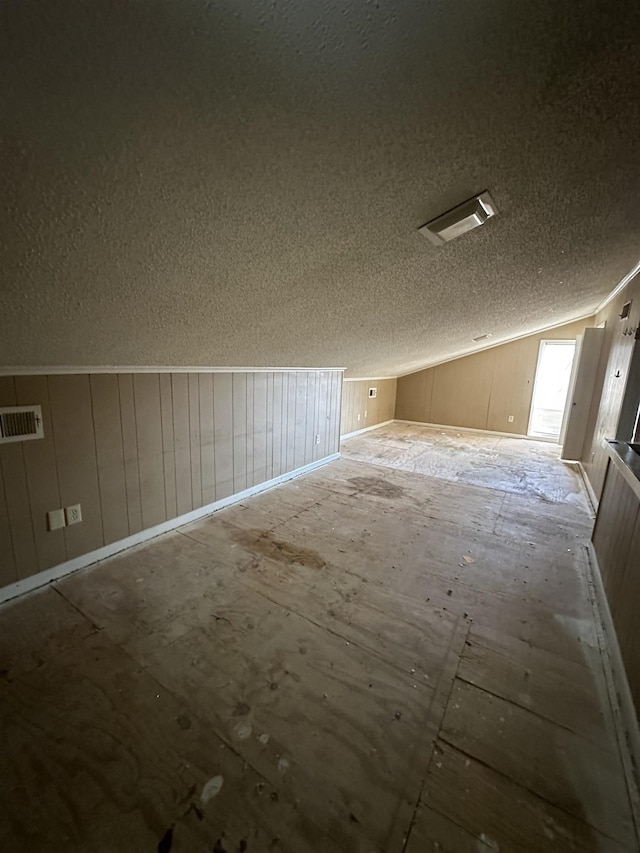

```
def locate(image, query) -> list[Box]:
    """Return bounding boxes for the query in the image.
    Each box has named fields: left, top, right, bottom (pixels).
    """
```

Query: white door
left=528, top=340, right=576, bottom=441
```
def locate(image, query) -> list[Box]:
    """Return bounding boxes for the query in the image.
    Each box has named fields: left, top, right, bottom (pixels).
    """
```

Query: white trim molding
left=595, top=259, right=640, bottom=314
left=0, top=366, right=346, bottom=377
left=340, top=419, right=395, bottom=440
left=343, top=376, right=397, bottom=382
left=0, top=452, right=340, bottom=605
left=578, top=461, right=599, bottom=513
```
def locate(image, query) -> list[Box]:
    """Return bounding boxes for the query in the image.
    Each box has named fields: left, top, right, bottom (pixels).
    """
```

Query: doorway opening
left=528, top=340, right=576, bottom=441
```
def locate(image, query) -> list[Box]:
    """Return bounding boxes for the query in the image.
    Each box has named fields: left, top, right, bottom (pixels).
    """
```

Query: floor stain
left=233, top=529, right=326, bottom=570
left=176, top=713, right=192, bottom=730
left=347, top=476, right=405, bottom=499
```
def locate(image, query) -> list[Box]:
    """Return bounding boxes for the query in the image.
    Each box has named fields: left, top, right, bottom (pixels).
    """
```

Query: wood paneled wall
left=395, top=319, right=592, bottom=434
left=340, top=378, right=397, bottom=437
left=0, top=370, right=342, bottom=588
left=592, top=461, right=640, bottom=712
left=581, top=275, right=640, bottom=501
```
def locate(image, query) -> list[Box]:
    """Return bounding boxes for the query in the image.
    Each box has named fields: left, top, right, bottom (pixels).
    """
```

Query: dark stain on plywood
left=233, top=528, right=326, bottom=571
left=346, top=476, right=406, bottom=499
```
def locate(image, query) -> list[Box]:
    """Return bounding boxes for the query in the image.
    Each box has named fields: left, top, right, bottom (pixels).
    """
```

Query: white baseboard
left=578, top=461, right=599, bottom=514
left=340, top=419, right=395, bottom=440
left=0, top=452, right=341, bottom=606
left=393, top=419, right=557, bottom=443
left=585, top=543, right=640, bottom=821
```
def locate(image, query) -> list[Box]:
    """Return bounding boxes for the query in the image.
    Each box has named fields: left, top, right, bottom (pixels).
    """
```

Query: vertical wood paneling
left=614, top=510, right=640, bottom=711
left=253, top=373, right=268, bottom=486
left=272, top=372, right=283, bottom=478
left=432, top=349, right=496, bottom=431
left=134, top=374, right=166, bottom=529
left=15, top=376, right=65, bottom=570
left=0, top=377, right=21, bottom=583
left=0, top=452, right=15, bottom=587
left=159, top=374, right=177, bottom=520
left=294, top=372, right=307, bottom=470
left=592, top=464, right=638, bottom=614
left=582, top=277, right=640, bottom=500
left=188, top=374, right=202, bottom=509
left=199, top=374, right=215, bottom=506
left=91, top=375, right=129, bottom=546
left=49, top=375, right=102, bottom=560
left=213, top=374, right=234, bottom=499
left=305, top=372, right=315, bottom=464
left=331, top=372, right=340, bottom=451
left=171, top=374, right=192, bottom=516
left=285, top=373, right=296, bottom=473
left=0, top=369, right=342, bottom=588
left=340, top=378, right=396, bottom=437
left=89, top=375, right=129, bottom=547
left=265, top=372, right=274, bottom=481
left=118, top=374, right=143, bottom=534
left=245, top=373, right=255, bottom=488
left=397, top=318, right=592, bottom=435
left=232, top=373, right=248, bottom=493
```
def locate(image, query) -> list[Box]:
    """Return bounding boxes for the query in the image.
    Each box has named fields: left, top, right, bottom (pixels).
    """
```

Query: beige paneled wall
left=340, top=378, right=397, bottom=437
left=581, top=276, right=640, bottom=501
left=0, top=370, right=342, bottom=588
left=395, top=318, right=593, bottom=434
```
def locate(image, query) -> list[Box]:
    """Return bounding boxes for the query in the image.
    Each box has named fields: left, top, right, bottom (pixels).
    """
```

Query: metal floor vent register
left=0, top=406, right=44, bottom=444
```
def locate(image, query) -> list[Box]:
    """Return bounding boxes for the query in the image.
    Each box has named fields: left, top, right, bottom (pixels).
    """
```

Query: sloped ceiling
left=2, top=1, right=640, bottom=377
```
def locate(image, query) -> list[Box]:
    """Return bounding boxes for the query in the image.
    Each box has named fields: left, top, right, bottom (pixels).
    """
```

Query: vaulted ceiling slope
left=2, top=1, right=640, bottom=377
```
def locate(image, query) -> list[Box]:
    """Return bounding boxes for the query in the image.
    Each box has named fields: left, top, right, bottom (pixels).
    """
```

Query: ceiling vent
left=0, top=406, right=44, bottom=444
left=419, top=191, right=498, bottom=245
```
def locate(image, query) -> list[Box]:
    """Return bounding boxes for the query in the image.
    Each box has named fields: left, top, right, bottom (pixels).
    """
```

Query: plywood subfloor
left=0, top=426, right=638, bottom=852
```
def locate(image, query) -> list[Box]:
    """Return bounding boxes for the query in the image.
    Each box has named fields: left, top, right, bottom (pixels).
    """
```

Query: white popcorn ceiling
left=1, top=0, right=640, bottom=377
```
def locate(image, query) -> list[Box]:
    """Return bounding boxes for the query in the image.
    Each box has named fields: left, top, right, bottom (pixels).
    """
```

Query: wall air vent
left=419, top=191, right=498, bottom=245
left=0, top=406, right=44, bottom=444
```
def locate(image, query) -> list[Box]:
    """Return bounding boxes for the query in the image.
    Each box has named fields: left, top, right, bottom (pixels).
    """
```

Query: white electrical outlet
left=315, top=434, right=320, bottom=444
left=357, top=413, right=361, bottom=421
left=47, top=509, right=65, bottom=531
left=365, top=410, right=368, bottom=418
left=65, top=504, right=82, bottom=525
left=508, top=415, right=514, bottom=423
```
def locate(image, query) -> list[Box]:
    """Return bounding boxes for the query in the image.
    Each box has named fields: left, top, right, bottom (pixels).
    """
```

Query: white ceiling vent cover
left=0, top=406, right=44, bottom=444
left=419, top=191, right=498, bottom=245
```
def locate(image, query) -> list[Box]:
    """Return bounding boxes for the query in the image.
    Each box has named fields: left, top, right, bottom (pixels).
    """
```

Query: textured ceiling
left=2, top=1, right=640, bottom=377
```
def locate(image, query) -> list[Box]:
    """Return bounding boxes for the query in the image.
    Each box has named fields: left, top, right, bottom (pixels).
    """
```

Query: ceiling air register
left=419, top=191, right=498, bottom=245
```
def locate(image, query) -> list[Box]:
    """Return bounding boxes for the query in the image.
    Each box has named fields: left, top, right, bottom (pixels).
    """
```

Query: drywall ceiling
left=2, top=1, right=640, bottom=377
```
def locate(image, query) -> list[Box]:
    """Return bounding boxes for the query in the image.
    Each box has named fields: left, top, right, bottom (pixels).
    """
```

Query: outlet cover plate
left=47, top=509, right=66, bottom=531
left=65, top=504, right=82, bottom=525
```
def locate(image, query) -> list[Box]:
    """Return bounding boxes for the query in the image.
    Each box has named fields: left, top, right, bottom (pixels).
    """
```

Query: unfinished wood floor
left=1, top=425, right=638, bottom=852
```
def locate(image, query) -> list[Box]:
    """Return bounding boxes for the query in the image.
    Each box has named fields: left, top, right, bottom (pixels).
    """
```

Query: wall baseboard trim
left=585, top=543, right=640, bottom=822
left=341, top=419, right=395, bottom=440
left=0, top=452, right=341, bottom=606
left=393, top=419, right=557, bottom=443
left=578, top=461, right=599, bottom=514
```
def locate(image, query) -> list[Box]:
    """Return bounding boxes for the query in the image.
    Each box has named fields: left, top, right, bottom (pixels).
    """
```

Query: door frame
left=527, top=339, right=576, bottom=440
